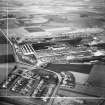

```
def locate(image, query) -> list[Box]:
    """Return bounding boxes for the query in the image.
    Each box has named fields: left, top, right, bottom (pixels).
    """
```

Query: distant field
left=0, top=0, right=105, bottom=31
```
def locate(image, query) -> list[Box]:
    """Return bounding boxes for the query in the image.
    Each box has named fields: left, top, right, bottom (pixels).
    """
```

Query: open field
left=0, top=0, right=105, bottom=30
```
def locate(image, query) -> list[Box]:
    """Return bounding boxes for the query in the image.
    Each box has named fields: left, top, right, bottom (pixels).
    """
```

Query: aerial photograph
left=0, top=0, right=105, bottom=105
